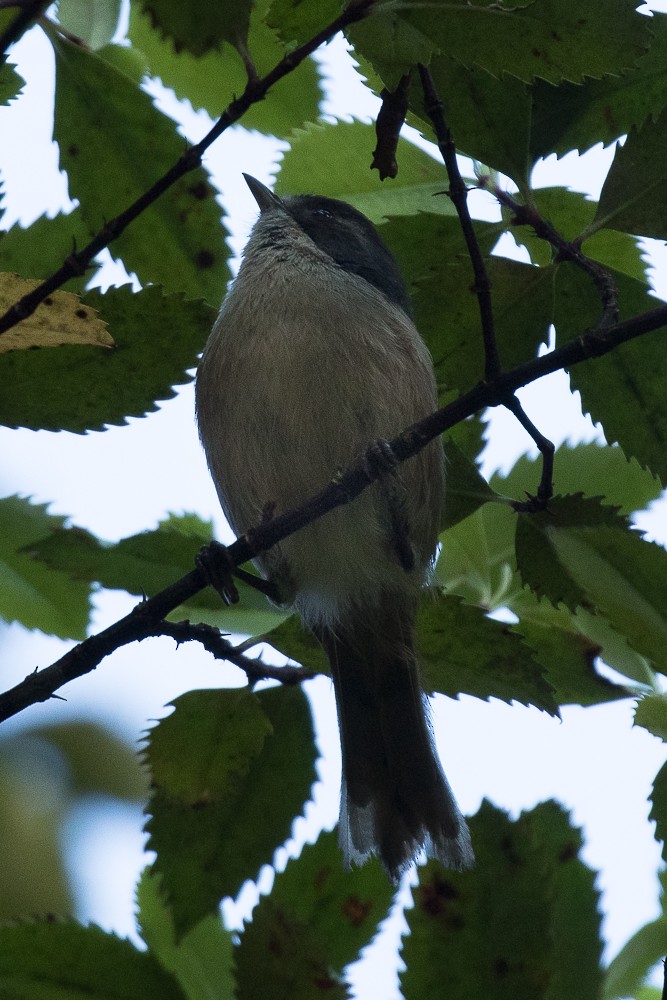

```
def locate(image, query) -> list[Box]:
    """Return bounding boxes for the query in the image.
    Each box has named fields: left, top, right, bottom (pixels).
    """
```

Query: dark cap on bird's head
left=242, top=173, right=413, bottom=318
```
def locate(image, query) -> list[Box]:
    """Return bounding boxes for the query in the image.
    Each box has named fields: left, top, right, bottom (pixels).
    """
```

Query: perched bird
left=195, top=174, right=473, bottom=878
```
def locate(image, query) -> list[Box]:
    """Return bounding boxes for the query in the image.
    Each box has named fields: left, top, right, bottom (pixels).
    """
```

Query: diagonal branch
left=0, top=0, right=49, bottom=67
left=418, top=63, right=500, bottom=380
left=0, top=0, right=376, bottom=336
left=0, top=295, right=665, bottom=725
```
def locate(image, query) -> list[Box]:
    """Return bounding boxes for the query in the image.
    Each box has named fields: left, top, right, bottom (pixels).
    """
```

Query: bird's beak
left=243, top=173, right=284, bottom=214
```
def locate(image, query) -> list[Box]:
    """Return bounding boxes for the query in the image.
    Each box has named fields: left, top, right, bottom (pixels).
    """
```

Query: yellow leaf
left=0, top=273, right=114, bottom=353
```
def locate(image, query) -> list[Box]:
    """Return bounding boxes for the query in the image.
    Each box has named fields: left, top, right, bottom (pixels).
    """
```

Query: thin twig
left=0, top=0, right=376, bottom=336
left=504, top=396, right=555, bottom=507
left=0, top=0, right=49, bottom=67
left=418, top=63, right=500, bottom=379
left=0, top=296, right=665, bottom=724
left=493, top=187, right=619, bottom=329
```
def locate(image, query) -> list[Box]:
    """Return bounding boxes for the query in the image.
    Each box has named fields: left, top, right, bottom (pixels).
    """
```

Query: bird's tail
left=317, top=596, right=474, bottom=879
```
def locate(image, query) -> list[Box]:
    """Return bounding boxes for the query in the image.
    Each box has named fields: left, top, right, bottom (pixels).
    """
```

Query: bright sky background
left=1, top=8, right=666, bottom=998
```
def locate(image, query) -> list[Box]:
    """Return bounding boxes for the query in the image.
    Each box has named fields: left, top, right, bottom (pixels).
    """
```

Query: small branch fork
left=0, top=0, right=376, bottom=336
left=0, top=298, right=666, bottom=725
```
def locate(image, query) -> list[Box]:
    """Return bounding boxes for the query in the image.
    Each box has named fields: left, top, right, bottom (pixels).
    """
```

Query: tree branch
left=1, top=296, right=665, bottom=725
left=418, top=63, right=500, bottom=380
left=0, top=0, right=49, bottom=67
left=0, top=0, right=376, bottom=336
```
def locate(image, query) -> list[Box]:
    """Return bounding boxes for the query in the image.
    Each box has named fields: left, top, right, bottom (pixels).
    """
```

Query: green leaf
left=349, top=0, right=650, bottom=90
left=649, top=760, right=667, bottom=865
left=267, top=0, right=340, bottom=47
left=260, top=615, right=329, bottom=675
left=0, top=61, right=24, bottom=105
left=0, top=284, right=214, bottom=432
left=128, top=3, right=322, bottom=139
left=436, top=501, right=518, bottom=611
left=530, top=13, right=667, bottom=160
left=635, top=695, right=667, bottom=741
left=417, top=591, right=558, bottom=713
left=235, top=829, right=395, bottom=1000
left=52, top=35, right=230, bottom=304
left=414, top=257, right=553, bottom=397
left=137, top=867, right=235, bottom=1000
left=56, top=0, right=123, bottom=50
left=492, top=442, right=664, bottom=517
left=441, top=439, right=498, bottom=529
left=139, top=0, right=251, bottom=55
left=275, top=120, right=452, bottom=222
left=604, top=916, right=667, bottom=1000
left=595, top=106, right=667, bottom=241
left=28, top=511, right=290, bottom=637
left=401, top=800, right=602, bottom=1000
left=145, top=686, right=317, bottom=938
left=0, top=495, right=91, bottom=639
left=0, top=210, right=92, bottom=291
left=517, top=497, right=667, bottom=675
left=0, top=920, right=185, bottom=999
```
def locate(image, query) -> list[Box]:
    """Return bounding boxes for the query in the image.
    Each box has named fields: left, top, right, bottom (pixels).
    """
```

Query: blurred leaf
left=635, top=695, right=667, bottom=741
left=650, top=760, right=667, bottom=865
left=0, top=61, right=24, bottom=104
left=0, top=284, right=214, bottom=432
left=0, top=920, right=184, bottom=998
left=436, top=501, right=518, bottom=611
left=128, top=2, right=322, bottom=138
left=139, top=0, right=251, bottom=55
left=417, top=591, right=558, bottom=714
left=31, top=720, right=147, bottom=799
left=441, top=440, right=498, bottom=529
left=145, top=686, right=317, bottom=938
left=401, top=800, right=602, bottom=1000
left=349, top=0, right=650, bottom=91
left=596, top=106, right=667, bottom=241
left=0, top=495, right=90, bottom=639
left=137, top=867, right=235, bottom=1000
left=97, top=41, right=150, bottom=82
left=261, top=614, right=329, bottom=674
left=493, top=442, right=664, bottom=517
left=267, top=0, right=340, bottom=46
left=56, top=0, right=122, bottom=50
left=603, top=916, right=667, bottom=1000
left=0, top=273, right=112, bottom=352
left=276, top=120, right=451, bottom=222
left=235, top=829, right=395, bottom=1000
left=0, top=209, right=92, bottom=291
left=52, top=35, right=230, bottom=304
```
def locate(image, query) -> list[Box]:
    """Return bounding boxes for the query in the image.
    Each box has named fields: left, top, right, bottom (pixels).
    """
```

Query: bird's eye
left=314, top=207, right=333, bottom=218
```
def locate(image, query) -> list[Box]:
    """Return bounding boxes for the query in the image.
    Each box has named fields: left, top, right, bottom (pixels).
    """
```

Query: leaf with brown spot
left=0, top=273, right=113, bottom=353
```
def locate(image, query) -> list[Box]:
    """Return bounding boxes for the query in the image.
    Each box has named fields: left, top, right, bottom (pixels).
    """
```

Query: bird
left=195, top=173, right=474, bottom=879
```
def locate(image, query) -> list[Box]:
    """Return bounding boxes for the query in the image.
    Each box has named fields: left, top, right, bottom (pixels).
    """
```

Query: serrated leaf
left=441, top=439, right=498, bottom=529
left=518, top=498, right=667, bottom=675
left=554, top=266, right=667, bottom=484
left=145, top=686, right=317, bottom=938
left=28, top=511, right=290, bottom=637
left=635, top=695, right=667, bottom=741
left=235, top=829, right=394, bottom=1000
left=400, top=800, right=602, bottom=1000
left=275, top=120, right=452, bottom=222
left=530, top=13, right=667, bottom=160
left=0, top=284, right=214, bottom=432
left=604, top=917, right=667, bottom=1000
left=0, top=210, right=92, bottom=291
left=349, top=0, right=650, bottom=90
left=56, top=0, right=123, bottom=50
left=0, top=495, right=91, bottom=639
left=0, top=920, right=185, bottom=999
left=52, top=35, right=230, bottom=304
left=493, top=442, right=663, bottom=517
left=0, top=273, right=113, bottom=352
left=650, top=760, right=667, bottom=865
left=137, top=867, right=235, bottom=1000
left=139, top=0, right=251, bottom=55
left=417, top=591, right=558, bottom=713
left=267, top=0, right=340, bottom=47
left=595, top=106, right=667, bottom=241
left=0, top=60, right=24, bottom=105
left=128, top=2, right=322, bottom=139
